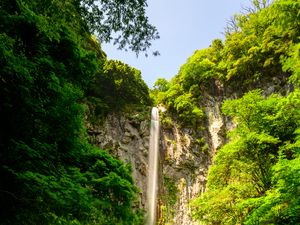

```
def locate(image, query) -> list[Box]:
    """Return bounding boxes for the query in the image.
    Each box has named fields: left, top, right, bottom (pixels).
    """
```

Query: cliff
left=85, top=98, right=220, bottom=224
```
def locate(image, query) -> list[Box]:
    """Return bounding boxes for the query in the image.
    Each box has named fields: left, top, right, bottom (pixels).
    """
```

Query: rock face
left=85, top=107, right=221, bottom=224
left=159, top=121, right=210, bottom=225
left=86, top=112, right=151, bottom=208
left=85, top=75, right=293, bottom=225
left=157, top=85, right=228, bottom=225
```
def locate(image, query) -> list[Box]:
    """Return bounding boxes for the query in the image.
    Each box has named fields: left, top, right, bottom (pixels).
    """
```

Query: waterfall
left=147, top=107, right=160, bottom=225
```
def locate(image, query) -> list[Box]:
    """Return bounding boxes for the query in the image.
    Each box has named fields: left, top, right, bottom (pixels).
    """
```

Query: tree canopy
left=80, top=0, right=160, bottom=54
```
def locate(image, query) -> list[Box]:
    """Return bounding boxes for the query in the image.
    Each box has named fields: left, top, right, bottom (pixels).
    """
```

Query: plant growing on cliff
left=89, top=59, right=152, bottom=112
left=158, top=176, right=178, bottom=224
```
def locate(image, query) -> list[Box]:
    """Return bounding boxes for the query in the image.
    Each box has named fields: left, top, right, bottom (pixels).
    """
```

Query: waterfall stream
left=147, top=107, right=160, bottom=225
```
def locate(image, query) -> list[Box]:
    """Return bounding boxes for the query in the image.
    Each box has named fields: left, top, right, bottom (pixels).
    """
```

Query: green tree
left=79, top=0, right=160, bottom=55
left=150, top=78, right=170, bottom=105
left=90, top=59, right=151, bottom=110
left=153, top=78, right=170, bottom=92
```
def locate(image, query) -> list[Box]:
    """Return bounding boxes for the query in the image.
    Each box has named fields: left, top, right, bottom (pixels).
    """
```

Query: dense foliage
left=89, top=59, right=151, bottom=113
left=80, top=0, right=160, bottom=55
left=191, top=90, right=300, bottom=224
left=157, top=175, right=179, bottom=225
left=0, top=0, right=154, bottom=224
left=152, top=0, right=300, bottom=224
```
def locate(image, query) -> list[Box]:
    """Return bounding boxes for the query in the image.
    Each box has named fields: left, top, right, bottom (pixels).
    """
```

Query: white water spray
left=147, top=107, right=160, bottom=225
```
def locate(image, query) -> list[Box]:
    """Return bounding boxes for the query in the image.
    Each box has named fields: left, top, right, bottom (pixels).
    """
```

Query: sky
left=102, top=0, right=252, bottom=88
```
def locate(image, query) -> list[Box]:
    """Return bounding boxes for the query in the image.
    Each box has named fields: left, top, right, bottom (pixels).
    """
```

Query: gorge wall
left=85, top=91, right=226, bottom=225
left=85, top=74, right=292, bottom=225
left=85, top=107, right=210, bottom=224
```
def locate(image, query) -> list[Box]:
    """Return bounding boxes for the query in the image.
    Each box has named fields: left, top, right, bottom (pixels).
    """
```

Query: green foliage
left=151, top=40, right=222, bottom=127
left=79, top=0, right=159, bottom=55
left=151, top=76, right=205, bottom=127
left=160, top=112, right=173, bottom=129
left=192, top=89, right=300, bottom=224
left=283, top=42, right=300, bottom=86
left=220, top=0, right=300, bottom=86
left=243, top=146, right=300, bottom=225
left=159, top=176, right=178, bottom=224
left=154, top=78, right=170, bottom=92
left=4, top=144, right=143, bottom=225
left=90, top=59, right=152, bottom=112
left=0, top=0, right=152, bottom=224
left=179, top=40, right=224, bottom=88
left=151, top=78, right=170, bottom=105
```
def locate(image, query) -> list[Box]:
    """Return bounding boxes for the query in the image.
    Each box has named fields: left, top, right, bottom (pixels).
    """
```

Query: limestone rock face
left=160, top=123, right=209, bottom=225
left=158, top=90, right=226, bottom=225
left=84, top=94, right=231, bottom=225
left=86, top=112, right=150, bottom=208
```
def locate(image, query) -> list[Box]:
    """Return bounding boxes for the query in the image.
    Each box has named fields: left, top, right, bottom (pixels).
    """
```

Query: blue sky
left=102, top=0, right=252, bottom=88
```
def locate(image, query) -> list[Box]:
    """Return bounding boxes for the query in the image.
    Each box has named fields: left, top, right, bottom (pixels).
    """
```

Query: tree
left=153, top=78, right=170, bottom=92
left=79, top=0, right=159, bottom=55
left=90, top=59, right=151, bottom=110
